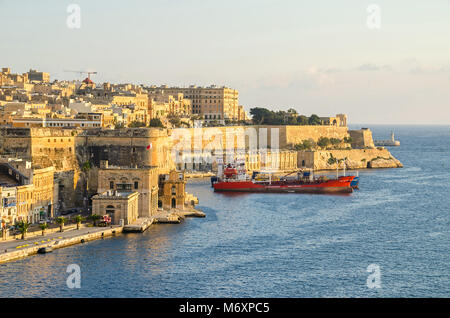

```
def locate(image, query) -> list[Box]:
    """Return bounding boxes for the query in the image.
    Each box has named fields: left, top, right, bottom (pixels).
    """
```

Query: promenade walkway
left=0, top=226, right=120, bottom=254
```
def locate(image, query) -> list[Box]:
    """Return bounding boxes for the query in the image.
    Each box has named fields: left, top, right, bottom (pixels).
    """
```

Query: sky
left=0, top=0, right=449, bottom=124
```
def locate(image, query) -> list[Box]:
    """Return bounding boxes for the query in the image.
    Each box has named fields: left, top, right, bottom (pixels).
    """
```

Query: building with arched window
left=158, top=170, right=189, bottom=210
left=97, top=162, right=159, bottom=217
left=91, top=190, right=139, bottom=225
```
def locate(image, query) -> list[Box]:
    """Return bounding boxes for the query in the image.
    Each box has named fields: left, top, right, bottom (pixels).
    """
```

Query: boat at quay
left=211, top=162, right=359, bottom=194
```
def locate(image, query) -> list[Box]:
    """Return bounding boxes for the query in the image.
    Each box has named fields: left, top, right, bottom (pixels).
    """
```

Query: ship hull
left=213, top=179, right=353, bottom=194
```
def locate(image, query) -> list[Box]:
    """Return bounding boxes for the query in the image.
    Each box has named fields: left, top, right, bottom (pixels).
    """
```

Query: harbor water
left=0, top=125, right=449, bottom=297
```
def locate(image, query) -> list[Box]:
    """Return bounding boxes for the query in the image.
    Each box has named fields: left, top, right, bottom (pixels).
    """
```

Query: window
left=117, top=183, right=132, bottom=190
left=134, top=181, right=139, bottom=189
left=110, top=181, right=114, bottom=189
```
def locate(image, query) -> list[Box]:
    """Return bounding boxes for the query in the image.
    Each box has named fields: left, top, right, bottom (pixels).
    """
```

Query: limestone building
left=0, top=162, right=54, bottom=224
left=147, top=85, right=239, bottom=122
left=158, top=170, right=187, bottom=210
left=97, top=161, right=159, bottom=217
left=91, top=190, right=139, bottom=225
left=27, top=69, right=50, bottom=83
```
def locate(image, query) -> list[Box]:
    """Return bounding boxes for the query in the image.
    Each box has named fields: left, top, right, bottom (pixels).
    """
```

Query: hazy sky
left=1, top=0, right=449, bottom=124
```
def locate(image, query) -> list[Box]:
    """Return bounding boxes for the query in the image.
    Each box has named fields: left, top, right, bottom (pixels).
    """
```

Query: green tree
left=294, top=139, right=316, bottom=151
left=128, top=121, right=147, bottom=128
left=330, top=138, right=342, bottom=147
left=308, top=114, right=322, bottom=125
left=55, top=217, right=66, bottom=232
left=17, top=220, right=30, bottom=240
left=297, top=115, right=309, bottom=125
left=287, top=108, right=298, bottom=116
left=249, top=107, right=273, bottom=125
left=286, top=116, right=298, bottom=125
left=89, top=214, right=102, bottom=226
left=39, top=222, right=48, bottom=236
left=74, top=215, right=84, bottom=230
left=317, top=137, right=331, bottom=149
left=149, top=118, right=165, bottom=128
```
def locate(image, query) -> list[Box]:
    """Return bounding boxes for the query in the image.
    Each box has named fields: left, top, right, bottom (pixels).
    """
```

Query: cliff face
left=298, top=148, right=403, bottom=171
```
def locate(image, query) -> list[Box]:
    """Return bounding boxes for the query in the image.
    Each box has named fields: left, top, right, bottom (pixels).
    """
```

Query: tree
left=149, top=118, right=165, bottom=128
left=286, top=116, right=298, bottom=125
left=82, top=161, right=91, bottom=173
left=317, top=137, right=331, bottom=149
left=294, top=139, right=316, bottom=151
left=249, top=107, right=273, bottom=125
left=297, top=115, right=309, bottom=125
left=308, top=114, right=322, bottom=125
left=287, top=108, right=298, bottom=116
left=55, top=217, right=66, bottom=232
left=74, top=215, right=84, bottom=230
left=89, top=214, right=102, bottom=226
left=330, top=138, right=342, bottom=147
left=128, top=121, right=147, bottom=128
left=17, top=220, right=30, bottom=240
left=39, top=222, right=48, bottom=236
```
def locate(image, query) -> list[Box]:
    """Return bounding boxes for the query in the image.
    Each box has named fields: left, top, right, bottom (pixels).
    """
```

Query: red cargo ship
left=212, top=164, right=357, bottom=194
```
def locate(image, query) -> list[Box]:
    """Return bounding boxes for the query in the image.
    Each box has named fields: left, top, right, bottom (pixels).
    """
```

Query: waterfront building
left=91, top=190, right=139, bottom=225
left=0, top=162, right=54, bottom=224
left=0, top=186, right=17, bottom=224
left=158, top=170, right=188, bottom=210
left=97, top=161, right=159, bottom=217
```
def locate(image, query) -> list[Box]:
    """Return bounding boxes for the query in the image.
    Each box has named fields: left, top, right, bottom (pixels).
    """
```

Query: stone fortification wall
left=349, top=129, right=375, bottom=149
left=172, top=125, right=351, bottom=152
left=297, top=148, right=403, bottom=171
left=76, top=128, right=173, bottom=172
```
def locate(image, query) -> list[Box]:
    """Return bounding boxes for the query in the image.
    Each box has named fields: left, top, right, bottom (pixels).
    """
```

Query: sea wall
left=0, top=226, right=122, bottom=264
left=297, top=148, right=403, bottom=171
